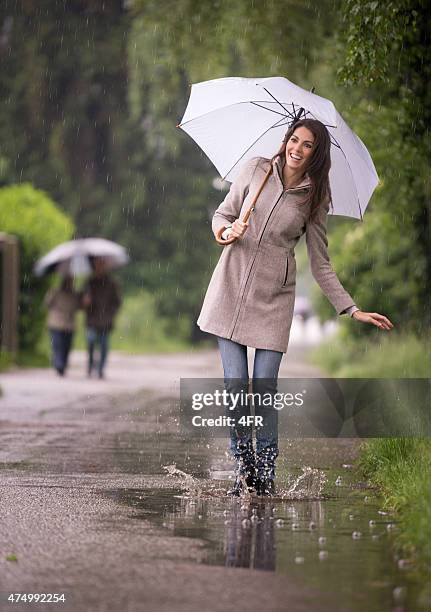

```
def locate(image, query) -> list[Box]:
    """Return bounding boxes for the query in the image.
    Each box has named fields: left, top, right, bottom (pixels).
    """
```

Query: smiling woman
left=197, top=118, right=394, bottom=498
left=285, top=126, right=315, bottom=173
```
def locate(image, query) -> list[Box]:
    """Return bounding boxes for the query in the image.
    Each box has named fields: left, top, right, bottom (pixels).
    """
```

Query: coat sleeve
left=305, top=199, right=357, bottom=315
left=212, top=158, right=260, bottom=236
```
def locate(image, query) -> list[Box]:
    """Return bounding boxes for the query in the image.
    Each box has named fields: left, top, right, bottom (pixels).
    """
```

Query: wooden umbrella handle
left=214, top=165, right=274, bottom=245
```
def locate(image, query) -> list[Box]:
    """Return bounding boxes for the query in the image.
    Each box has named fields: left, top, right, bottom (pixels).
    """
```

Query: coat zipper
left=229, top=183, right=304, bottom=337
left=229, top=191, right=284, bottom=337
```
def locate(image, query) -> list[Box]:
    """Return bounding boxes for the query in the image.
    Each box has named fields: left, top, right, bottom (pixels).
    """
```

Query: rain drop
left=318, top=551, right=328, bottom=561
left=393, top=586, right=407, bottom=603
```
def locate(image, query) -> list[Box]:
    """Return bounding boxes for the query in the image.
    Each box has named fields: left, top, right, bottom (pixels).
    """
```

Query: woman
left=44, top=275, right=81, bottom=376
left=197, top=119, right=393, bottom=497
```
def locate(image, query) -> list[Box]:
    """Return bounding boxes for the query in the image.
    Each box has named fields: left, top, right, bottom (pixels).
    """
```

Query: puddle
left=104, top=466, right=425, bottom=611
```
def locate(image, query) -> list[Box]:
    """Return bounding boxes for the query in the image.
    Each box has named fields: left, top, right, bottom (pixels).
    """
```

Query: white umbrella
left=178, top=76, right=379, bottom=220
left=34, top=238, right=129, bottom=277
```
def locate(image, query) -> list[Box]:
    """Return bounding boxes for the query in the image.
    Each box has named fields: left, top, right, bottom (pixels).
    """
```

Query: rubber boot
left=227, top=441, right=257, bottom=496
left=255, top=445, right=278, bottom=497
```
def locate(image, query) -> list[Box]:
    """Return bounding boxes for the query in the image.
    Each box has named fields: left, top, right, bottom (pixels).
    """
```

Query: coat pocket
left=282, top=256, right=289, bottom=287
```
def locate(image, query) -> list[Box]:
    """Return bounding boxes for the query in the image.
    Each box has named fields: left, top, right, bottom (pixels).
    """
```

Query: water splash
left=162, top=463, right=197, bottom=488
left=163, top=464, right=327, bottom=500
left=163, top=463, right=222, bottom=497
left=282, top=466, right=327, bottom=500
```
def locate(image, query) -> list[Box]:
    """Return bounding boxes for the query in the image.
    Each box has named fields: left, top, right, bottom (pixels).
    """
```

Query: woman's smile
left=285, top=126, right=315, bottom=172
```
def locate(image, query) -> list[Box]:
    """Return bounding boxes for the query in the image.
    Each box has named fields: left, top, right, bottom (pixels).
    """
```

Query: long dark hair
left=271, top=118, right=332, bottom=219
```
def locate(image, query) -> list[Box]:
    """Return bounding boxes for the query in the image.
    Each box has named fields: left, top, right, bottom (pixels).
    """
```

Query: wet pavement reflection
left=1, top=391, right=428, bottom=611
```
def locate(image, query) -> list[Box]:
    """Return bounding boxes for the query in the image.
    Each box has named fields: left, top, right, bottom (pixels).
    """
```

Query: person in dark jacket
left=82, top=258, right=122, bottom=379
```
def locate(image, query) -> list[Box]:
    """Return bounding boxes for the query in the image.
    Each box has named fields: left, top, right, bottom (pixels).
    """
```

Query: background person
left=44, top=275, right=81, bottom=376
left=82, top=257, right=122, bottom=379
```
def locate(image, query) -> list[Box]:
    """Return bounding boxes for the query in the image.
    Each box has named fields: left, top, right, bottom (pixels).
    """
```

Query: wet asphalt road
left=0, top=349, right=412, bottom=612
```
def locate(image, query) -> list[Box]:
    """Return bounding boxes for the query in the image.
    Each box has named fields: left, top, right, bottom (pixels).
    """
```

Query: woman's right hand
left=230, top=219, right=248, bottom=239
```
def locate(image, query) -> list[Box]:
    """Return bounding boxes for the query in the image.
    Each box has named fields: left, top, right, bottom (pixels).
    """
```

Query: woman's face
left=285, top=126, right=315, bottom=173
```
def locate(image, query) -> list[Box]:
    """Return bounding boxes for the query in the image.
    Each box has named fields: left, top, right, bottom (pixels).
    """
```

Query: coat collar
left=272, top=155, right=311, bottom=191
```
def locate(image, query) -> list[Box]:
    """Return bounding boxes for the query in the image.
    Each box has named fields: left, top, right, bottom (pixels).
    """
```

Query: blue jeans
left=49, top=329, right=74, bottom=375
left=86, top=327, right=109, bottom=377
left=217, top=337, right=283, bottom=480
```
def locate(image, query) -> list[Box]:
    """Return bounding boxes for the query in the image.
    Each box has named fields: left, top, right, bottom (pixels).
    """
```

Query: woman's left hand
left=352, top=310, right=394, bottom=330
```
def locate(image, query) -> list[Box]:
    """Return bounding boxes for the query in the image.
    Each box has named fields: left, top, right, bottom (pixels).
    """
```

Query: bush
left=111, top=290, right=191, bottom=352
left=0, top=183, right=74, bottom=357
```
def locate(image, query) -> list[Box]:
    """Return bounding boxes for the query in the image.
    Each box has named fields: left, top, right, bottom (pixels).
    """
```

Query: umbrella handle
left=214, top=165, right=274, bottom=245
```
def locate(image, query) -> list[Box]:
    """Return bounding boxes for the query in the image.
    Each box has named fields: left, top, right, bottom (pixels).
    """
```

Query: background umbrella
left=34, top=238, right=129, bottom=277
left=178, top=76, right=379, bottom=241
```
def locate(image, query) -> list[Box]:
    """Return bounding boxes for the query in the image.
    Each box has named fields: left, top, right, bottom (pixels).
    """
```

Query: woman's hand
left=352, top=310, right=394, bottom=330
left=230, top=219, right=248, bottom=239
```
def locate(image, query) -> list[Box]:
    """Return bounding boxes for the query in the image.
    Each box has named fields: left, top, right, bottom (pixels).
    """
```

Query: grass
left=312, top=327, right=431, bottom=586
left=360, top=438, right=431, bottom=575
left=311, top=329, right=431, bottom=378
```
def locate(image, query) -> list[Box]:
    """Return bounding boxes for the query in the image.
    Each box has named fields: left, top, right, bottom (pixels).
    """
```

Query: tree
left=335, top=0, right=431, bottom=331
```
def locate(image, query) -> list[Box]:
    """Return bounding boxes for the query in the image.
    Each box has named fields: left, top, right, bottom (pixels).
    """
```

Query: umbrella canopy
left=178, top=76, right=379, bottom=219
left=34, top=238, right=129, bottom=277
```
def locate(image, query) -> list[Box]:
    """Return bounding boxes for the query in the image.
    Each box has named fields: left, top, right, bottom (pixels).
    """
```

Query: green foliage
left=70, top=291, right=193, bottom=353
left=0, top=183, right=74, bottom=354
left=0, top=350, right=12, bottom=373
left=111, top=291, right=191, bottom=352
left=326, top=99, right=425, bottom=333
left=311, top=330, right=431, bottom=378
left=336, top=0, right=431, bottom=334
left=338, top=1, right=422, bottom=87
left=360, top=438, right=431, bottom=574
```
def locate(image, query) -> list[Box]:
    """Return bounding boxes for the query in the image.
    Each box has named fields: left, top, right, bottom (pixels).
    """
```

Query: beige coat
left=45, top=289, right=81, bottom=332
left=197, top=156, right=356, bottom=352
